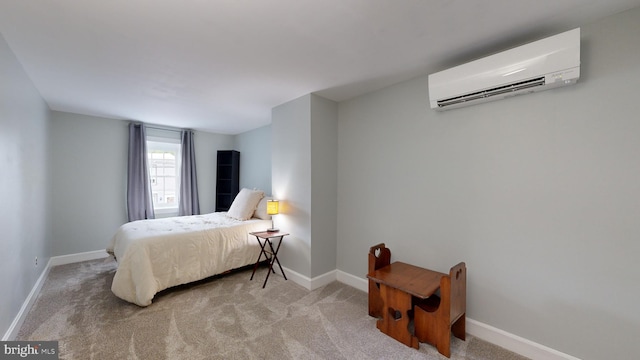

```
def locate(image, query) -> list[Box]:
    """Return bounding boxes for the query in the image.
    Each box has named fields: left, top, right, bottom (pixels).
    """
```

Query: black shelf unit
left=216, top=150, right=240, bottom=212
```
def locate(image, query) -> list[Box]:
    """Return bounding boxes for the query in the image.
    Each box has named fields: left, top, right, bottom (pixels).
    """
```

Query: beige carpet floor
left=17, top=258, right=529, bottom=360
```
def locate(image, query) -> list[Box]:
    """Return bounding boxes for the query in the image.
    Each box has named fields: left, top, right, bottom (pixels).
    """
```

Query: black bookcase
left=215, top=150, right=240, bottom=212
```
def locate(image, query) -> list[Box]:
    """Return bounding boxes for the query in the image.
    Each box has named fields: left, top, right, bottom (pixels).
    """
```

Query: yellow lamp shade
left=266, top=200, right=279, bottom=215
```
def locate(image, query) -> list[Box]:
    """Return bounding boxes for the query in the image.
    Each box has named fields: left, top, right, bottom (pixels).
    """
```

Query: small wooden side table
left=249, top=231, right=289, bottom=288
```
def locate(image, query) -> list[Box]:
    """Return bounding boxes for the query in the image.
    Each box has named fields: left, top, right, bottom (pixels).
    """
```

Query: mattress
left=107, top=212, right=272, bottom=306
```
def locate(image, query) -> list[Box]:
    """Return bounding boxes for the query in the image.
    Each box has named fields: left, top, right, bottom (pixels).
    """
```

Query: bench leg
left=452, top=314, right=465, bottom=341
left=376, top=284, right=419, bottom=349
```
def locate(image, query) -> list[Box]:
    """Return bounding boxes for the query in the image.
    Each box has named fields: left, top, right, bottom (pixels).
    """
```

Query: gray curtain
left=179, top=130, right=200, bottom=216
left=127, top=123, right=155, bottom=221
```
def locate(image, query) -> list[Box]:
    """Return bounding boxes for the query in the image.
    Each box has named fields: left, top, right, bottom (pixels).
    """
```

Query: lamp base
left=266, top=228, right=279, bottom=232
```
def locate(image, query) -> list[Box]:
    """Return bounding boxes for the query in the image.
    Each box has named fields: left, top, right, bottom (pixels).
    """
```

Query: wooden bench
left=367, top=243, right=466, bottom=357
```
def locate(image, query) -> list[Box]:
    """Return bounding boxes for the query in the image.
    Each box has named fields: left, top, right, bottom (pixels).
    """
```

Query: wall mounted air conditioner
left=428, top=28, right=580, bottom=110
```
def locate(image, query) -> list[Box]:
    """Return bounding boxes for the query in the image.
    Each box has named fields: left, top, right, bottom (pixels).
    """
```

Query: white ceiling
left=1, top=1, right=640, bottom=134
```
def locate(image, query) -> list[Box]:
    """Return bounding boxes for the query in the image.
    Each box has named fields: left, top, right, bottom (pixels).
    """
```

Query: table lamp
left=266, top=199, right=279, bottom=232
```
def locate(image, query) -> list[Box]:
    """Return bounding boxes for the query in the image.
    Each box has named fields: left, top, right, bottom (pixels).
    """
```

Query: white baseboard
left=48, top=250, right=110, bottom=266
left=337, top=270, right=368, bottom=292
left=278, top=266, right=308, bottom=289
left=310, top=269, right=338, bottom=289
left=467, top=319, right=581, bottom=360
left=281, top=267, right=337, bottom=290
left=2, top=262, right=51, bottom=341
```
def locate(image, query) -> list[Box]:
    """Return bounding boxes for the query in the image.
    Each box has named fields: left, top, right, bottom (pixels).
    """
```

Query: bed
left=107, top=188, right=271, bottom=306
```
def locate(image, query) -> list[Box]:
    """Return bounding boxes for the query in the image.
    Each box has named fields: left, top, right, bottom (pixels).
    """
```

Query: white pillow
left=253, top=196, right=273, bottom=220
left=226, top=188, right=264, bottom=220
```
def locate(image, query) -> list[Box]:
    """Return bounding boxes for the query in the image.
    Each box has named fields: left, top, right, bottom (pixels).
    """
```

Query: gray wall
left=235, top=125, right=272, bottom=194
left=50, top=112, right=128, bottom=255
left=272, top=95, right=313, bottom=276
left=0, top=34, right=51, bottom=338
left=271, top=94, right=338, bottom=279
left=336, top=8, right=640, bottom=360
left=310, top=96, right=338, bottom=277
left=49, top=112, right=236, bottom=255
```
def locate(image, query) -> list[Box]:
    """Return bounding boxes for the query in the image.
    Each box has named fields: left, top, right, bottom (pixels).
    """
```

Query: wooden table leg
left=377, top=284, right=419, bottom=349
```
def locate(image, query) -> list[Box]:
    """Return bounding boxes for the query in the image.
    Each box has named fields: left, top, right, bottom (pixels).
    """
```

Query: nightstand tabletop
left=250, top=231, right=289, bottom=238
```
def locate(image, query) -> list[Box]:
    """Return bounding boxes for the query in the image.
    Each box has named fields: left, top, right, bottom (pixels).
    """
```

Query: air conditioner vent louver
left=428, top=28, right=580, bottom=111
left=437, top=77, right=545, bottom=108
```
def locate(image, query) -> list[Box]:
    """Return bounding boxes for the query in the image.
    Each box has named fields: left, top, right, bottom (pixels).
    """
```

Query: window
left=146, top=130, right=181, bottom=216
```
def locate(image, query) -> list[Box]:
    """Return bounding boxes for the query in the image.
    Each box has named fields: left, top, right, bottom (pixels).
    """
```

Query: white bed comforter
left=107, top=212, right=271, bottom=306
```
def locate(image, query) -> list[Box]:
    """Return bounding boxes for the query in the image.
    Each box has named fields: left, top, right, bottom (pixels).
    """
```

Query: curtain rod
left=146, top=125, right=182, bottom=132
left=129, top=121, right=190, bottom=132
